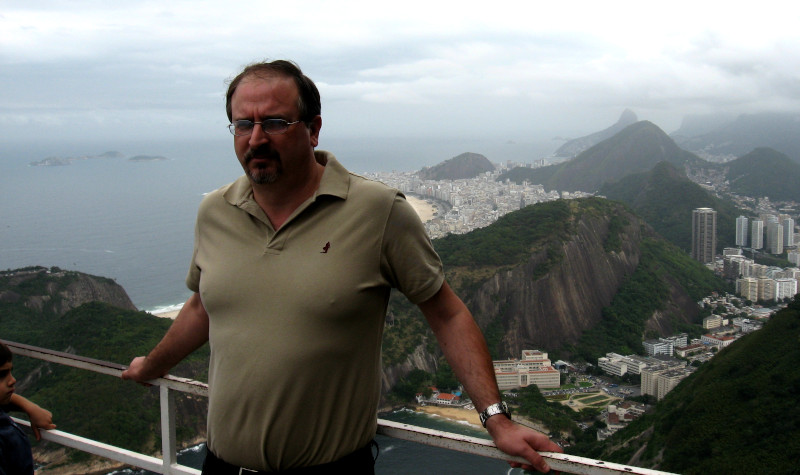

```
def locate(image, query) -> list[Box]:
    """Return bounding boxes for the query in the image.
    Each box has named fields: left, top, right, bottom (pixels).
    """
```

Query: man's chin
left=248, top=170, right=280, bottom=185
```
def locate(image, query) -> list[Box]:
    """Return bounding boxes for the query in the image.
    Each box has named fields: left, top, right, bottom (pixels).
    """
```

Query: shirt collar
left=223, top=149, right=350, bottom=207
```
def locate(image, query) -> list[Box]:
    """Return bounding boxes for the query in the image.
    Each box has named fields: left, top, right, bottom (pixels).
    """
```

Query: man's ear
left=309, top=115, right=322, bottom=148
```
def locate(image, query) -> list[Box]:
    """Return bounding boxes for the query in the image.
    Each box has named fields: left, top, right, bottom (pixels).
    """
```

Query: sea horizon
left=1, top=136, right=559, bottom=311
left=1, top=136, right=556, bottom=474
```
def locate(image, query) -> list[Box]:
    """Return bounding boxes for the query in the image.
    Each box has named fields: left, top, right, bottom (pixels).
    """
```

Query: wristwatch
left=479, top=401, right=511, bottom=427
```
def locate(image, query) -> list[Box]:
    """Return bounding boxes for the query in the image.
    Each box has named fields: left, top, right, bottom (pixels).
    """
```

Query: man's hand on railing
left=485, top=415, right=563, bottom=473
left=121, top=356, right=166, bottom=384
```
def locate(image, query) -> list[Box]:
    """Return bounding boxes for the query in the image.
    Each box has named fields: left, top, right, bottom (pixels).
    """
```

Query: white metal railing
left=5, top=341, right=676, bottom=475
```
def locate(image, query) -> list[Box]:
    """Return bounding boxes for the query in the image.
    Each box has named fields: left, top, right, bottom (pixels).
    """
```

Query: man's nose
left=249, top=123, right=270, bottom=147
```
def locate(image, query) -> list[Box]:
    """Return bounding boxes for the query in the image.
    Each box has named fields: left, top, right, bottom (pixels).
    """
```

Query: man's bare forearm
left=418, top=281, right=501, bottom=411
left=122, top=293, right=209, bottom=381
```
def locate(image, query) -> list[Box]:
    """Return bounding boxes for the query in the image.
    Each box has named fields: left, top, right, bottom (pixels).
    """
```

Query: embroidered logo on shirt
left=321, top=242, right=331, bottom=253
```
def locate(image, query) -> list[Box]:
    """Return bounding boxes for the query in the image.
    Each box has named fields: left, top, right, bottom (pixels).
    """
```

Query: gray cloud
left=2, top=1, right=800, bottom=148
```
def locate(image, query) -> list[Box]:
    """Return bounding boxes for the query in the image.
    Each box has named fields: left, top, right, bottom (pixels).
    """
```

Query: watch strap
left=479, top=401, right=510, bottom=427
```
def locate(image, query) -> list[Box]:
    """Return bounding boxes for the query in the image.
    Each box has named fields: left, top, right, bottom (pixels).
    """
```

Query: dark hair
left=225, top=60, right=321, bottom=123
left=0, top=342, right=12, bottom=367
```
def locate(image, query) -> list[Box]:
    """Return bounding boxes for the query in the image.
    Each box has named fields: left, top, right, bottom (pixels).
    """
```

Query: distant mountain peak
left=554, top=109, right=639, bottom=158
left=500, top=121, right=704, bottom=193
left=417, top=152, right=495, bottom=180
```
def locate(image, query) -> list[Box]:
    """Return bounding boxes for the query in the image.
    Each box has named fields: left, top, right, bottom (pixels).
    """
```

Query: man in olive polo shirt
left=122, top=60, right=561, bottom=474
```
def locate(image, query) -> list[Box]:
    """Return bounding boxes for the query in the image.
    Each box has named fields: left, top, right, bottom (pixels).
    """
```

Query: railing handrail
left=4, top=340, right=676, bottom=475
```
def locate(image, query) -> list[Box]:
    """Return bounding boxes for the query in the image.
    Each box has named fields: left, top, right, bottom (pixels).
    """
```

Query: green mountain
left=499, top=121, right=706, bottom=193
left=573, top=295, right=800, bottom=474
left=417, top=152, right=495, bottom=180
left=384, top=198, right=728, bottom=367
left=0, top=268, right=208, bottom=461
left=599, top=161, right=742, bottom=252
left=724, top=147, right=800, bottom=202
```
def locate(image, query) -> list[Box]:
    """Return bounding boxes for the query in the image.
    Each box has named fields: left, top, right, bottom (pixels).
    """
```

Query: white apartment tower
left=751, top=219, right=764, bottom=250
left=783, top=217, right=795, bottom=248
left=692, top=208, right=717, bottom=264
left=736, top=215, right=749, bottom=247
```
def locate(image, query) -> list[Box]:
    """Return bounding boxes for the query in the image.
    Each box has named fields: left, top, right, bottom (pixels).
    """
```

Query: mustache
left=244, top=145, right=280, bottom=163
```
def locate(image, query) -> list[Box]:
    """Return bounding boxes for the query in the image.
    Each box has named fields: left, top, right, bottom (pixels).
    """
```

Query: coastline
left=154, top=309, right=180, bottom=319
left=405, top=195, right=437, bottom=222
left=413, top=404, right=483, bottom=428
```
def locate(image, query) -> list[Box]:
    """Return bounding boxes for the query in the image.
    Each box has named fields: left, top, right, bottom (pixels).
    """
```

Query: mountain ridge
left=417, top=152, right=495, bottom=180
left=500, top=121, right=706, bottom=193
left=554, top=109, right=638, bottom=158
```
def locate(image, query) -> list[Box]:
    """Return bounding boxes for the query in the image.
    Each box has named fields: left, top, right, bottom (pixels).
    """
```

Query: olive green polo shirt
left=186, top=151, right=444, bottom=471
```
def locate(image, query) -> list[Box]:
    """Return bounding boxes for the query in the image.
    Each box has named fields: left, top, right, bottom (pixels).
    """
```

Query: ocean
left=1, top=136, right=557, bottom=312
left=1, top=136, right=556, bottom=473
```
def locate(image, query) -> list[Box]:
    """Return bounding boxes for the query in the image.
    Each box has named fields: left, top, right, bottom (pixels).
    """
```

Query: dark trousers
left=201, top=441, right=378, bottom=474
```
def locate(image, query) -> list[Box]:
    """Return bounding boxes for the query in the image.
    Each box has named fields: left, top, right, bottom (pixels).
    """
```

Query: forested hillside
left=571, top=295, right=800, bottom=474
left=0, top=268, right=208, bottom=464
left=600, top=161, right=740, bottom=252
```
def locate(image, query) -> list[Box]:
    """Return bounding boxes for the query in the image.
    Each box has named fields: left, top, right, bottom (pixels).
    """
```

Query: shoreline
left=405, top=195, right=437, bottom=222
left=153, top=309, right=180, bottom=319
left=413, top=404, right=483, bottom=428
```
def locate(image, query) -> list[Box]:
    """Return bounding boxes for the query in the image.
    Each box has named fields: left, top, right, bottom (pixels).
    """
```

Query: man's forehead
left=238, top=73, right=297, bottom=92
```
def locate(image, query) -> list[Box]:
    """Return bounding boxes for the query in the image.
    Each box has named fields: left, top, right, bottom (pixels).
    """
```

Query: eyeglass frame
left=228, top=118, right=304, bottom=137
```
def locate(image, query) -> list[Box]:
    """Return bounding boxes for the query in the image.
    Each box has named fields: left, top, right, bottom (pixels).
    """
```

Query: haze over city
left=3, top=0, right=800, bottom=156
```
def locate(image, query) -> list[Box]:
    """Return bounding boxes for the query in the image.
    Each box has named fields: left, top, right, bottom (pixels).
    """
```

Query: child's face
left=0, top=362, right=15, bottom=405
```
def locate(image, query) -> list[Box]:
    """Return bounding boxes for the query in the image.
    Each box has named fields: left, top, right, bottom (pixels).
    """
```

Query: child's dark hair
left=0, top=341, right=12, bottom=366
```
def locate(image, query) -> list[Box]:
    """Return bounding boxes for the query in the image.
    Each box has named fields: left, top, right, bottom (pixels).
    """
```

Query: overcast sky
left=2, top=1, right=800, bottom=151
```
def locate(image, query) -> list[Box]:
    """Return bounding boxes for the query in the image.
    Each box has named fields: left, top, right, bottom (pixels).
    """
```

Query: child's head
left=0, top=342, right=16, bottom=405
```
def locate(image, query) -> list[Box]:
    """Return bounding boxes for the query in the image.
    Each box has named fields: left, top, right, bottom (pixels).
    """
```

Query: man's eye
left=235, top=121, right=255, bottom=129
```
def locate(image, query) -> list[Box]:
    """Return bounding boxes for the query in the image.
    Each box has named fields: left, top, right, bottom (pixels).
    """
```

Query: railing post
left=161, top=385, right=178, bottom=474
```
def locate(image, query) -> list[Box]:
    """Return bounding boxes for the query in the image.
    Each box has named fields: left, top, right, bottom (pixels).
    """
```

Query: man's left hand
left=485, top=415, right=563, bottom=473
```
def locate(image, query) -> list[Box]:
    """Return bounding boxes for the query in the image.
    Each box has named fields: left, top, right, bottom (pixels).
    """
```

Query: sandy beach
left=415, top=405, right=483, bottom=428
left=405, top=195, right=437, bottom=222
left=154, top=309, right=180, bottom=319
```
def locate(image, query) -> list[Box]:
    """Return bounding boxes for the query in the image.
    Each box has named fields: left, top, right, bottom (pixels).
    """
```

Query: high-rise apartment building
left=751, top=219, right=764, bottom=250
left=775, top=278, right=798, bottom=301
left=783, top=217, right=795, bottom=248
left=767, top=222, right=784, bottom=255
left=692, top=208, right=717, bottom=264
left=736, top=215, right=749, bottom=247
left=737, top=277, right=759, bottom=302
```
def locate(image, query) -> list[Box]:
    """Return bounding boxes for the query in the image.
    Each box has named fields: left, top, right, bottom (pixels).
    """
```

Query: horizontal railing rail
left=5, top=340, right=675, bottom=475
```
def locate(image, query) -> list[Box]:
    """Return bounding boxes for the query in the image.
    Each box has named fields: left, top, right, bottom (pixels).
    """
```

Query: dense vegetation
left=433, top=199, right=574, bottom=267
left=571, top=295, right=800, bottom=473
left=0, top=269, right=208, bottom=458
left=568, top=238, right=730, bottom=362
left=724, top=147, right=800, bottom=202
left=600, top=161, right=741, bottom=252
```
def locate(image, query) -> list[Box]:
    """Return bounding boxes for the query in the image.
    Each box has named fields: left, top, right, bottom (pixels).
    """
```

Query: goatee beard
left=244, top=146, right=281, bottom=184
left=248, top=169, right=279, bottom=184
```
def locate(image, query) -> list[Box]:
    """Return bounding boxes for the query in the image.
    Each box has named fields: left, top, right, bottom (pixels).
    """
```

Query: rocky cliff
left=0, top=266, right=137, bottom=316
left=380, top=198, right=716, bottom=382
left=459, top=203, right=648, bottom=357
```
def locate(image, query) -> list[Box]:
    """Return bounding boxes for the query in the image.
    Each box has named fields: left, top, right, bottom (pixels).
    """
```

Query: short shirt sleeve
left=380, top=194, right=444, bottom=304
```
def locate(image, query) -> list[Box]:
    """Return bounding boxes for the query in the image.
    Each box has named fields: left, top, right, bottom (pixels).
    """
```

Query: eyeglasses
left=228, top=119, right=302, bottom=136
